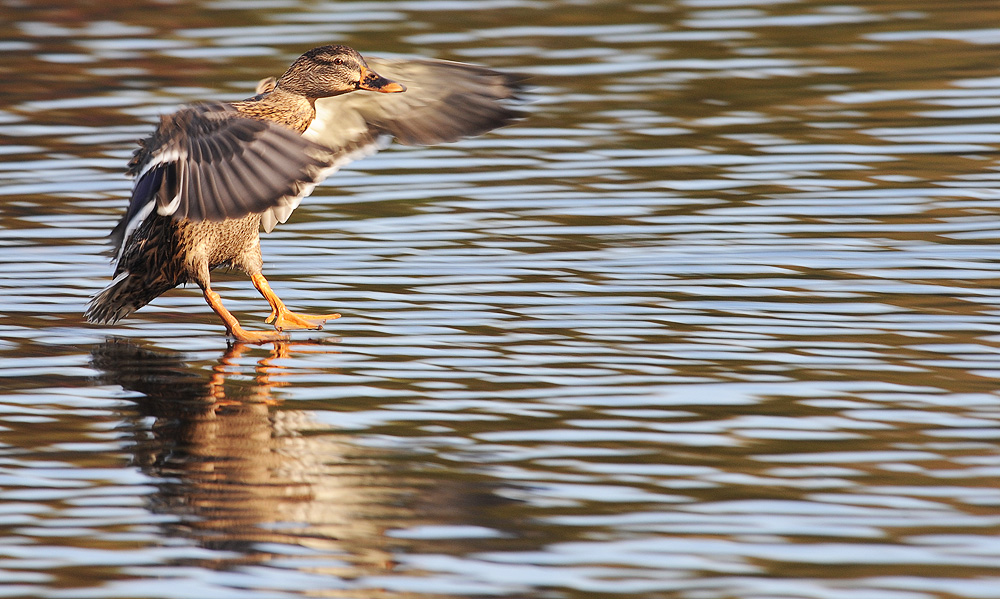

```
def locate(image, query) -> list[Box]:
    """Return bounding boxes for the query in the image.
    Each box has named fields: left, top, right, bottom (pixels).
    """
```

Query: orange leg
left=250, top=273, right=340, bottom=332
left=203, top=286, right=288, bottom=344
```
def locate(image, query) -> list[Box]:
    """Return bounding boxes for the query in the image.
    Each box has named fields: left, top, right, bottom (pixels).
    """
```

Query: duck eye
left=333, top=58, right=343, bottom=66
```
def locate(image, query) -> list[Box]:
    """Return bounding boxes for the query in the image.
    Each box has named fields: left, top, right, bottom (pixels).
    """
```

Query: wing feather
left=111, top=102, right=328, bottom=256
left=307, top=57, right=526, bottom=148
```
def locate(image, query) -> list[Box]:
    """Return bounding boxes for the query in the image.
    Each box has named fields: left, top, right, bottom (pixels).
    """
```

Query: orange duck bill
left=358, top=65, right=406, bottom=93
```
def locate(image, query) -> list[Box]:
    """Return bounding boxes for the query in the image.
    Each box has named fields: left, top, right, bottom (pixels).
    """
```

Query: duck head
left=276, top=44, right=406, bottom=98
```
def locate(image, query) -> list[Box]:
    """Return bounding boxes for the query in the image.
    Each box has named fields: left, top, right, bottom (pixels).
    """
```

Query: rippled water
left=4, top=1, right=1000, bottom=597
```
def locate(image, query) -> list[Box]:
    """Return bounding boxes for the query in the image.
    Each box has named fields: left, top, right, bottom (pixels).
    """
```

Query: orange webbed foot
left=266, top=309, right=341, bottom=331
left=230, top=327, right=290, bottom=344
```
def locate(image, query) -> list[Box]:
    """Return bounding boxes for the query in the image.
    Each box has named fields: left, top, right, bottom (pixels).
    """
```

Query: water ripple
left=4, top=1, right=1000, bottom=598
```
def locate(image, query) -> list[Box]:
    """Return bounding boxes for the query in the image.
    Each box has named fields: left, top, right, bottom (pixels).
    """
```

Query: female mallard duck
left=86, top=44, right=523, bottom=343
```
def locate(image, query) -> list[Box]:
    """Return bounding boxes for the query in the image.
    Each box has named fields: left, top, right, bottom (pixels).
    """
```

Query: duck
left=85, top=44, right=524, bottom=343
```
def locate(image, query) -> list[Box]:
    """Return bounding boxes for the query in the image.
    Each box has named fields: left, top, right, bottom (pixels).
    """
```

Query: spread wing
left=110, top=102, right=352, bottom=258
left=254, top=58, right=524, bottom=232
left=305, top=57, right=526, bottom=148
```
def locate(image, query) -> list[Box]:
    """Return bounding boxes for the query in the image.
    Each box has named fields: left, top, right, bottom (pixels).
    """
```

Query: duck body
left=90, top=208, right=265, bottom=328
left=86, top=45, right=524, bottom=342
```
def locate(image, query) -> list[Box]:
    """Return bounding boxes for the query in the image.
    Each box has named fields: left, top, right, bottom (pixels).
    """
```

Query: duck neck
left=232, top=87, right=316, bottom=133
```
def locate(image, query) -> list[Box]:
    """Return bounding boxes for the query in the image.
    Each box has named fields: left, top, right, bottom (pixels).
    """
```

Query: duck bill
left=358, top=66, right=406, bottom=93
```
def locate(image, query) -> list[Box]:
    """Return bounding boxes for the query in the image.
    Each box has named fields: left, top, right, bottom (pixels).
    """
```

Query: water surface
left=3, top=1, right=1000, bottom=597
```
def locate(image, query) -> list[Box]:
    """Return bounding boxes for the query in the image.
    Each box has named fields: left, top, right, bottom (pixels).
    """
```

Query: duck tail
left=85, top=271, right=174, bottom=325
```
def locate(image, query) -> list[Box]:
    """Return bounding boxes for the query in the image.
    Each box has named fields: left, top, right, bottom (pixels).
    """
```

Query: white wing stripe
left=114, top=199, right=154, bottom=266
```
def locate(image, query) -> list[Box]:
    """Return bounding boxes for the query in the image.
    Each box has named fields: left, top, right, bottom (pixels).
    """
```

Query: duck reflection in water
left=90, top=339, right=480, bottom=584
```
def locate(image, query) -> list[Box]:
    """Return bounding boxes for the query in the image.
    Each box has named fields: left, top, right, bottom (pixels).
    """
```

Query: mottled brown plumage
left=86, top=44, right=525, bottom=343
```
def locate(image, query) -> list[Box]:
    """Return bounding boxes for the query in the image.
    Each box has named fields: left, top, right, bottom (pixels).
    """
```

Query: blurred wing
left=255, top=59, right=523, bottom=230
left=306, top=57, right=526, bottom=149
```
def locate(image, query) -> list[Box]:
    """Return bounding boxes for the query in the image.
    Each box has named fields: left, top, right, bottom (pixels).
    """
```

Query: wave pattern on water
left=3, top=1, right=1000, bottom=598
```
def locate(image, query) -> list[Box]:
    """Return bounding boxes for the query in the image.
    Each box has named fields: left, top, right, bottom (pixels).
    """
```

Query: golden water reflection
left=90, top=340, right=508, bottom=596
